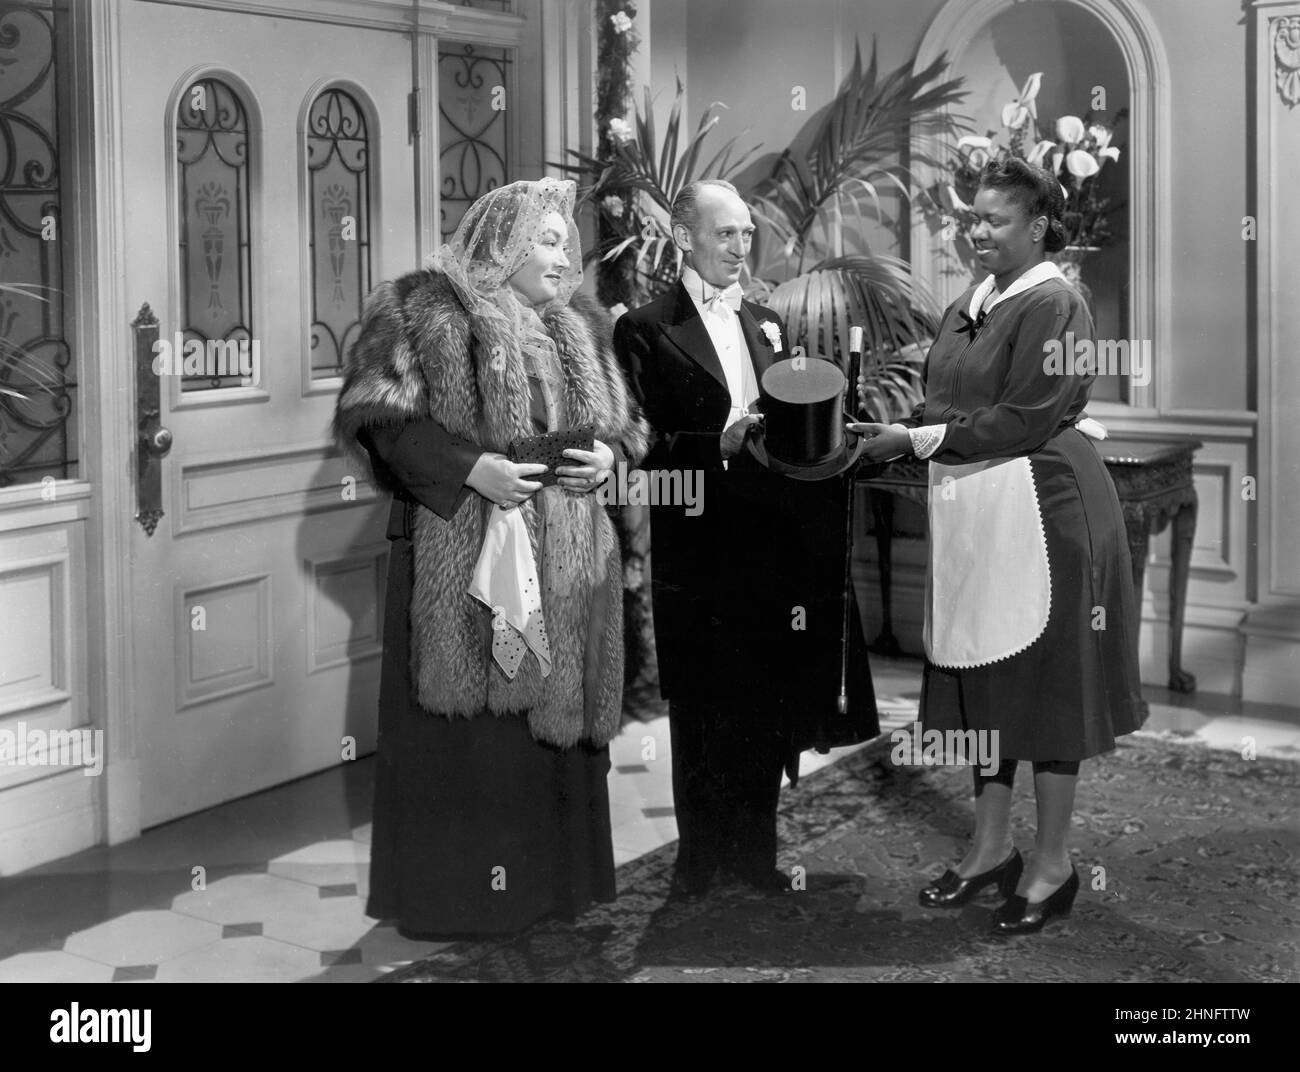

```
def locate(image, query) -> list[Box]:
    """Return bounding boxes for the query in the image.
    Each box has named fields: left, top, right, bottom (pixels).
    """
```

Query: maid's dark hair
left=978, top=157, right=1067, bottom=252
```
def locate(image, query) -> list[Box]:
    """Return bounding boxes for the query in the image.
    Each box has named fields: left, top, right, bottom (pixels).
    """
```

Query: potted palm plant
left=559, top=78, right=761, bottom=309
left=561, top=40, right=966, bottom=422
left=747, top=42, right=964, bottom=421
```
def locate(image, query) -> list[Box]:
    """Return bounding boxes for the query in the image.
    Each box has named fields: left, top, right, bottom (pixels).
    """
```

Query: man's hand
left=465, top=453, right=547, bottom=508
left=556, top=439, right=616, bottom=493
left=847, top=422, right=911, bottom=463
left=720, top=414, right=763, bottom=460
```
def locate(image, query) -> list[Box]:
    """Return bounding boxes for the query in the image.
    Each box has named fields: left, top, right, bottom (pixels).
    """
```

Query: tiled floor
left=1, top=656, right=1296, bottom=983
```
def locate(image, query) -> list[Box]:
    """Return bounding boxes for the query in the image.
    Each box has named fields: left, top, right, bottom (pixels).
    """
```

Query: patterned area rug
left=383, top=729, right=1299, bottom=983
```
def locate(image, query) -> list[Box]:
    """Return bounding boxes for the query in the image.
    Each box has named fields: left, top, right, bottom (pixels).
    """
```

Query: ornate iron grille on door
left=307, top=87, right=372, bottom=380
left=175, top=77, right=254, bottom=392
left=0, top=0, right=77, bottom=488
left=438, top=42, right=512, bottom=242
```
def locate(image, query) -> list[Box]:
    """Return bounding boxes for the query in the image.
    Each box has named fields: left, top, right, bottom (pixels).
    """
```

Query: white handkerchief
left=468, top=505, right=551, bottom=679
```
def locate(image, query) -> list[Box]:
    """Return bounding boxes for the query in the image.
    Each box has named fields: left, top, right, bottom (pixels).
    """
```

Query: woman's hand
left=556, top=439, right=615, bottom=493
left=465, top=452, right=547, bottom=509
left=847, top=422, right=912, bottom=463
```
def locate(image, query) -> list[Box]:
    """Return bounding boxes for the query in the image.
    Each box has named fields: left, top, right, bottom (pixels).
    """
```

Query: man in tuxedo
left=613, top=179, right=879, bottom=899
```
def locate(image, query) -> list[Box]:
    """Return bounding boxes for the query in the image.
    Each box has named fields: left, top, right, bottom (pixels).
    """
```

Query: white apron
left=923, top=455, right=1051, bottom=668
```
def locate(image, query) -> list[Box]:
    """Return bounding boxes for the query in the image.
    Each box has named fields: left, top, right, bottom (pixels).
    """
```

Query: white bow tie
left=703, top=282, right=743, bottom=313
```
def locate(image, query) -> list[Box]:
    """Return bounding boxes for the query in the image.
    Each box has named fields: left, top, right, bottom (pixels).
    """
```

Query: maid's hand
left=847, top=422, right=911, bottom=462
left=556, top=439, right=616, bottom=493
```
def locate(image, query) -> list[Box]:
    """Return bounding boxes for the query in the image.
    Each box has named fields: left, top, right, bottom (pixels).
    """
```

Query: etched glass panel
left=176, top=78, right=254, bottom=391
left=307, top=88, right=371, bottom=380
left=0, top=0, right=77, bottom=487
left=438, top=42, right=512, bottom=242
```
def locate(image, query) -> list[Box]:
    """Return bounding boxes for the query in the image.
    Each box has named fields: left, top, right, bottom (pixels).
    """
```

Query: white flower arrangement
left=607, top=117, right=634, bottom=146
left=610, top=11, right=633, bottom=34
left=601, top=194, right=625, bottom=219
left=941, top=72, right=1124, bottom=250
left=760, top=320, right=783, bottom=352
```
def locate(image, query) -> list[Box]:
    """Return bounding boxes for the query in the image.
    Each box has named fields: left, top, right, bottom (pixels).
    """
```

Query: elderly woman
left=335, top=178, right=647, bottom=938
left=852, top=158, right=1145, bottom=935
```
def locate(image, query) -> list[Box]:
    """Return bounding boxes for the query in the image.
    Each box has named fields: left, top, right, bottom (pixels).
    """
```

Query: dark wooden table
left=859, top=434, right=1202, bottom=692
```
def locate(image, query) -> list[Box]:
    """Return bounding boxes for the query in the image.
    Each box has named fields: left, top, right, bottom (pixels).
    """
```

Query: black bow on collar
left=955, top=308, right=987, bottom=339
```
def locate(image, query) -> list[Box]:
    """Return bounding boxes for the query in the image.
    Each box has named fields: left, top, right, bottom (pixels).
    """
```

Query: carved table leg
left=868, top=490, right=902, bottom=657
left=1123, top=512, right=1151, bottom=622
left=1167, top=496, right=1198, bottom=693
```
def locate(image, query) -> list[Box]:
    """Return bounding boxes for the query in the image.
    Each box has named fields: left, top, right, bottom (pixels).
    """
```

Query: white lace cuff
left=901, top=423, right=946, bottom=460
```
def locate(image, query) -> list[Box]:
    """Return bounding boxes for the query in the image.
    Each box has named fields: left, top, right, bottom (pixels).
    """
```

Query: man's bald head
left=671, top=180, right=754, bottom=289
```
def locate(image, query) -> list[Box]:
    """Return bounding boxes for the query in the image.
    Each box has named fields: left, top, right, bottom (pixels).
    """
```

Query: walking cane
left=837, top=326, right=865, bottom=715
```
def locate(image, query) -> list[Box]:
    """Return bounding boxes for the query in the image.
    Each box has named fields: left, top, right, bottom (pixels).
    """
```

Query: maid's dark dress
left=359, top=383, right=615, bottom=938
left=901, top=268, right=1146, bottom=760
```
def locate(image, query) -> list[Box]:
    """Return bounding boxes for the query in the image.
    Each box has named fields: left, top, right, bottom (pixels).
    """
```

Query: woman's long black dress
left=361, top=388, right=616, bottom=939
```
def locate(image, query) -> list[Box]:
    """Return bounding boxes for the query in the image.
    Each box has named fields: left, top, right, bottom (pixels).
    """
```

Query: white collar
left=680, top=265, right=740, bottom=305
left=968, top=260, right=1066, bottom=320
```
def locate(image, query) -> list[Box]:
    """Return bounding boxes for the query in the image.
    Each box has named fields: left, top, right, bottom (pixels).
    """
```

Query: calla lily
left=1051, top=150, right=1064, bottom=176
left=1055, top=115, right=1086, bottom=144
left=1065, top=149, right=1100, bottom=178
left=1025, top=139, right=1055, bottom=167
left=1099, top=146, right=1120, bottom=163
left=947, top=184, right=970, bottom=212
left=1088, top=124, right=1112, bottom=150
left=1001, top=72, right=1043, bottom=130
left=957, top=135, right=992, bottom=168
left=1060, top=183, right=1070, bottom=203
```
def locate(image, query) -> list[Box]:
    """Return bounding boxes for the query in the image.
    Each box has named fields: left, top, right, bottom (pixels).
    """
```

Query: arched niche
left=913, top=0, right=1171, bottom=411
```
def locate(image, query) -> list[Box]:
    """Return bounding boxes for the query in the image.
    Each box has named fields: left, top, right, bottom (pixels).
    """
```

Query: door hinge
left=408, top=89, right=420, bottom=140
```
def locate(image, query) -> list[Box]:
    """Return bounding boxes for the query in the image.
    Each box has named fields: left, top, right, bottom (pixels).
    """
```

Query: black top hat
left=744, top=357, right=865, bottom=481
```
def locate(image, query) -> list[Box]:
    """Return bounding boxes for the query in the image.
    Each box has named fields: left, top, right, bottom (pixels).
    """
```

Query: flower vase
left=1053, top=245, right=1099, bottom=320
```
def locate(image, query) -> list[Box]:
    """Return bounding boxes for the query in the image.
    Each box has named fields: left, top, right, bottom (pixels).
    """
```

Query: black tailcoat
left=613, top=283, right=879, bottom=779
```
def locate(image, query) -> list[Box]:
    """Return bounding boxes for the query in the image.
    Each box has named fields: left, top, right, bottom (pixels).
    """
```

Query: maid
left=852, top=157, right=1145, bottom=935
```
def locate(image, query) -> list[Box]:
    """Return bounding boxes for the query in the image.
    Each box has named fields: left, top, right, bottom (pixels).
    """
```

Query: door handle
left=133, top=303, right=167, bottom=536
left=143, top=422, right=173, bottom=457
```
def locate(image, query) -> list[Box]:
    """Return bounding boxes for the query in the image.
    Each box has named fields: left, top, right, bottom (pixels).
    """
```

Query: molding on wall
left=85, top=0, right=142, bottom=850
left=1250, top=0, right=1300, bottom=602
left=1093, top=412, right=1256, bottom=440
left=913, top=0, right=1172, bottom=412
left=0, top=482, right=92, bottom=512
left=415, top=31, right=440, bottom=261
left=141, top=0, right=527, bottom=38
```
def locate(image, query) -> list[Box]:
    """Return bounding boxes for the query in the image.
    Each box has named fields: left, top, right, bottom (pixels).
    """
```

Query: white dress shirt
left=680, top=266, right=759, bottom=432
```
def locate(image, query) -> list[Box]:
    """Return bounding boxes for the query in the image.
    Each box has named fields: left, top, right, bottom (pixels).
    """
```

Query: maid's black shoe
left=918, top=848, right=1023, bottom=908
left=990, top=865, right=1079, bottom=935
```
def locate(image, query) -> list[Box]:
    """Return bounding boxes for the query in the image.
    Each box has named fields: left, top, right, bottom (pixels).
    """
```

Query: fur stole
left=335, top=270, right=648, bottom=748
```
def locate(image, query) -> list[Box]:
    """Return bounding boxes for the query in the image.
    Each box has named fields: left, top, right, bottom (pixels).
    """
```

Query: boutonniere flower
left=760, top=320, right=782, bottom=352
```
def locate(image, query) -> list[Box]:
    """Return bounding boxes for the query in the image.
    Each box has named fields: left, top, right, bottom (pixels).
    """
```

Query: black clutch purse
left=506, top=425, right=595, bottom=487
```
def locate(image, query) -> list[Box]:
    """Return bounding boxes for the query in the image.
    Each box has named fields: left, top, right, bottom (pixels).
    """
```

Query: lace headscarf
left=428, top=180, right=582, bottom=430
left=430, top=177, right=582, bottom=317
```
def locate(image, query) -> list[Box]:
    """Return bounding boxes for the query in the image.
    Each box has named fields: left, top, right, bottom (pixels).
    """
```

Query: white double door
left=117, top=2, right=414, bottom=827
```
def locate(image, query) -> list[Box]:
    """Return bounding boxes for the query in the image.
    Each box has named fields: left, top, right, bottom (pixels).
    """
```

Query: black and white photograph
left=0, top=0, right=1296, bottom=1018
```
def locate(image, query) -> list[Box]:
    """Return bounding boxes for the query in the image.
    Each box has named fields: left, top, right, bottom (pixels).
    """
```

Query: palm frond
left=751, top=40, right=966, bottom=253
